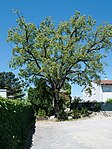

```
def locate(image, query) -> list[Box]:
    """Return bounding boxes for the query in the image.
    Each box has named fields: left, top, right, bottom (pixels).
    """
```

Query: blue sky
left=1, top=0, right=112, bottom=97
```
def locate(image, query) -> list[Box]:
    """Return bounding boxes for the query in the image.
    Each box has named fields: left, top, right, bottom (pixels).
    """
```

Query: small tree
left=28, top=78, right=53, bottom=116
left=0, top=72, right=24, bottom=99
left=59, top=82, right=71, bottom=109
left=7, top=11, right=112, bottom=118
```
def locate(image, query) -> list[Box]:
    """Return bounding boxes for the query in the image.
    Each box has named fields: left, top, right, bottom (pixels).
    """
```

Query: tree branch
left=87, top=37, right=106, bottom=53
left=23, top=25, right=41, bottom=70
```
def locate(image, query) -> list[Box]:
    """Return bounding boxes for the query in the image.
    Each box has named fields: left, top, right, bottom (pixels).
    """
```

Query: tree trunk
left=53, top=89, right=60, bottom=118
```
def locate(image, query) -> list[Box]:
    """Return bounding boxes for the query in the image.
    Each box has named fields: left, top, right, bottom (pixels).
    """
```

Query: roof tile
left=101, top=80, right=112, bottom=85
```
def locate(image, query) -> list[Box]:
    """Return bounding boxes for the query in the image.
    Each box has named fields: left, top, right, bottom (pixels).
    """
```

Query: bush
left=38, top=108, right=46, bottom=118
left=70, top=96, right=82, bottom=110
left=58, top=110, right=68, bottom=120
left=72, top=108, right=80, bottom=119
left=0, top=97, right=35, bottom=149
left=71, top=98, right=101, bottom=112
left=106, top=98, right=112, bottom=103
left=93, top=102, right=101, bottom=112
left=28, top=83, right=54, bottom=117
left=80, top=107, right=89, bottom=116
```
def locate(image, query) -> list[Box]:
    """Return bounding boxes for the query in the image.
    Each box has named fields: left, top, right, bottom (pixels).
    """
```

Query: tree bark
left=53, top=89, right=60, bottom=118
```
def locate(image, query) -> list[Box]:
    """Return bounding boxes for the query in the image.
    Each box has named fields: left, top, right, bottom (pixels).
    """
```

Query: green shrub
left=71, top=99, right=101, bottom=112
left=38, top=108, right=46, bottom=118
left=0, top=97, right=35, bottom=149
left=58, top=110, right=68, bottom=120
left=93, top=102, right=101, bottom=112
left=71, top=107, right=90, bottom=119
left=72, top=108, right=80, bottom=119
left=106, top=98, right=112, bottom=103
left=80, top=107, right=89, bottom=116
left=71, top=96, right=82, bottom=110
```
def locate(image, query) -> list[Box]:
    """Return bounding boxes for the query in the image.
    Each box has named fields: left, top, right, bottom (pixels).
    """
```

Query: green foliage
left=0, top=72, right=24, bottom=99
left=7, top=11, right=112, bottom=90
left=71, top=97, right=101, bottom=112
left=72, top=108, right=80, bottom=119
left=0, top=97, right=35, bottom=149
left=60, top=82, right=72, bottom=109
left=28, top=78, right=53, bottom=116
left=58, top=110, right=68, bottom=120
left=38, top=108, right=46, bottom=118
left=106, top=98, right=112, bottom=103
left=82, top=100, right=101, bottom=112
left=71, top=98, right=101, bottom=118
left=71, top=96, right=82, bottom=109
left=61, top=82, right=71, bottom=96
left=80, top=107, right=89, bottom=116
left=58, top=95, right=66, bottom=111
left=72, top=107, right=89, bottom=119
left=93, top=102, right=101, bottom=112
left=7, top=10, right=112, bottom=118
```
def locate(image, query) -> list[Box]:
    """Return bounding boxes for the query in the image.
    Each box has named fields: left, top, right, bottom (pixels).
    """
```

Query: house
left=82, top=79, right=112, bottom=102
left=0, top=89, right=7, bottom=98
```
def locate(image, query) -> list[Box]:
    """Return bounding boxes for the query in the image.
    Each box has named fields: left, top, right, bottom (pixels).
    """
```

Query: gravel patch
left=31, top=112, right=112, bottom=149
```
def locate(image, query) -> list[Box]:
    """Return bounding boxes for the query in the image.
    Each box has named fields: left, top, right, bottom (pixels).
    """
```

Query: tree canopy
left=0, top=72, right=24, bottom=99
left=7, top=11, right=112, bottom=117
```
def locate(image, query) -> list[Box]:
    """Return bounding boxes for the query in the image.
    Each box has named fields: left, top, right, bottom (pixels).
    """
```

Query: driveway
left=31, top=115, right=112, bottom=149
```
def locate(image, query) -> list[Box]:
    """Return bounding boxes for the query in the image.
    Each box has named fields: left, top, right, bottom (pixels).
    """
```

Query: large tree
left=0, top=72, right=24, bottom=99
left=7, top=11, right=112, bottom=117
left=28, top=79, right=71, bottom=116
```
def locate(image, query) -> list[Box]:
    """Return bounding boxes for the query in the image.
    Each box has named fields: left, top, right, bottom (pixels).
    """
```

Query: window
left=102, top=85, right=112, bottom=92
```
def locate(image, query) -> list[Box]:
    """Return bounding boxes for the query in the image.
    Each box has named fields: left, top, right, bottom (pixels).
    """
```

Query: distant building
left=83, top=80, right=112, bottom=102
left=0, top=89, right=7, bottom=98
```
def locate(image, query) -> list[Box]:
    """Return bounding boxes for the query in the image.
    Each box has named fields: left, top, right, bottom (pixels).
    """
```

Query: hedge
left=0, top=97, right=36, bottom=149
left=71, top=100, right=101, bottom=112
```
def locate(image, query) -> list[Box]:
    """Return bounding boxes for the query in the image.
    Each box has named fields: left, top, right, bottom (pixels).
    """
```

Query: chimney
left=105, top=77, right=107, bottom=80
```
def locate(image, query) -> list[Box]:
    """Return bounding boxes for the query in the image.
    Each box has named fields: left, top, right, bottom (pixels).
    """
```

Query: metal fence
left=101, top=103, right=112, bottom=111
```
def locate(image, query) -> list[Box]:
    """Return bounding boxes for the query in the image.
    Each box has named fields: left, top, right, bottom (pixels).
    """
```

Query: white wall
left=103, top=92, right=112, bottom=102
left=0, top=89, right=7, bottom=98
left=83, top=83, right=102, bottom=102
left=83, top=83, right=112, bottom=102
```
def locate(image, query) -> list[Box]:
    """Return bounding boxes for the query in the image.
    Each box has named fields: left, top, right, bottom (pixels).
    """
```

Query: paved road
left=31, top=117, right=112, bottom=149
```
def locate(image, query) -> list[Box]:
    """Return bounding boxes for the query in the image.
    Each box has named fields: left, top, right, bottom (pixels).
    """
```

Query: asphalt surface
left=31, top=116, right=112, bottom=149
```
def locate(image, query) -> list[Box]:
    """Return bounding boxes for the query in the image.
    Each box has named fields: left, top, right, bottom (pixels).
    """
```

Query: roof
left=0, top=89, right=7, bottom=92
left=101, top=80, right=112, bottom=85
left=60, top=89, right=67, bottom=93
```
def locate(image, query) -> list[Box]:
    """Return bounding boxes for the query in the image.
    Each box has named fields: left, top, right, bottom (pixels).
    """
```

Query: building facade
left=83, top=80, right=112, bottom=102
left=0, top=89, right=7, bottom=98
